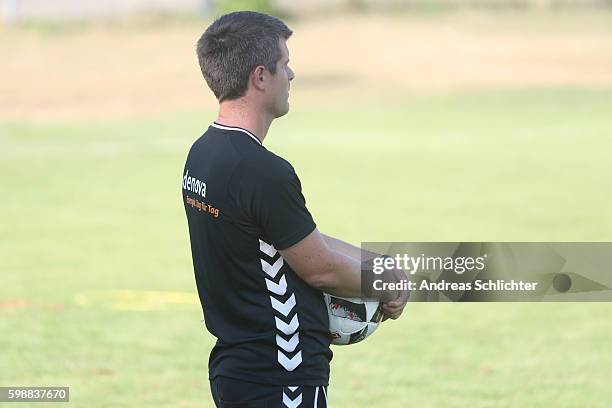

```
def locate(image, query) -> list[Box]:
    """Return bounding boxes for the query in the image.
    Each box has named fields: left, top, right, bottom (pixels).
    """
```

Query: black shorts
left=210, top=376, right=328, bottom=408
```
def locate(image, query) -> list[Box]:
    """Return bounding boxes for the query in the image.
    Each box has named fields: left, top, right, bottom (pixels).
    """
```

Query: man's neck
left=216, top=99, right=272, bottom=144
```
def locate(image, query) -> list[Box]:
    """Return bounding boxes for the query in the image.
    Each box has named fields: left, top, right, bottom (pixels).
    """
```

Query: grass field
left=2, top=9, right=612, bottom=408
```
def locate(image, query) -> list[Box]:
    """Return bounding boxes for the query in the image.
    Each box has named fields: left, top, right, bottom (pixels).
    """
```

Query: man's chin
left=273, top=104, right=290, bottom=119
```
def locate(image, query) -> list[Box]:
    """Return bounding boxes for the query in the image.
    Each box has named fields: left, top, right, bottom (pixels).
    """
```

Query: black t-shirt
left=182, top=123, right=332, bottom=386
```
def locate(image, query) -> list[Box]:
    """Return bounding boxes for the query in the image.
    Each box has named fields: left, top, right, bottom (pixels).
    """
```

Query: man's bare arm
left=321, top=233, right=409, bottom=320
left=280, top=230, right=403, bottom=308
left=321, top=233, right=381, bottom=262
left=279, top=229, right=362, bottom=298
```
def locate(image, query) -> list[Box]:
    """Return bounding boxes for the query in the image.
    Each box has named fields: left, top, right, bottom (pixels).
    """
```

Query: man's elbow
left=301, top=254, right=340, bottom=292
left=305, top=274, right=332, bottom=291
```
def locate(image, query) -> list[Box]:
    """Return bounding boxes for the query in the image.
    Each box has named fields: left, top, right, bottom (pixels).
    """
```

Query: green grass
left=1, top=87, right=612, bottom=407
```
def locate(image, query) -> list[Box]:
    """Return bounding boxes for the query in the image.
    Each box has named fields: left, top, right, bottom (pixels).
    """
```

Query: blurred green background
left=1, top=0, right=612, bottom=407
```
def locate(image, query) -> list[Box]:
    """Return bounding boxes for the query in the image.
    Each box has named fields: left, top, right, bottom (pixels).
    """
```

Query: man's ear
left=251, top=65, right=267, bottom=91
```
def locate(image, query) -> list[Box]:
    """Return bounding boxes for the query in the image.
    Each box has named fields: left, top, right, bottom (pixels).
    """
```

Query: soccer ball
left=324, top=293, right=384, bottom=345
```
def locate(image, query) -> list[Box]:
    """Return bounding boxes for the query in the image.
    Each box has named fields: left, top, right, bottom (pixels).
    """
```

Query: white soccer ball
left=324, top=293, right=383, bottom=345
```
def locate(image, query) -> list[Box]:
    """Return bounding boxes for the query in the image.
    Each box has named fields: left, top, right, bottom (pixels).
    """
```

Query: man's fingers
left=385, top=300, right=403, bottom=308
left=383, top=306, right=404, bottom=316
left=383, top=311, right=400, bottom=320
left=384, top=294, right=409, bottom=309
left=398, top=287, right=410, bottom=303
left=383, top=303, right=402, bottom=312
left=382, top=301, right=406, bottom=320
left=380, top=277, right=408, bottom=321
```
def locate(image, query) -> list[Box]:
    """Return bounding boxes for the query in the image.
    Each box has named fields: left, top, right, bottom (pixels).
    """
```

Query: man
left=182, top=11, right=408, bottom=407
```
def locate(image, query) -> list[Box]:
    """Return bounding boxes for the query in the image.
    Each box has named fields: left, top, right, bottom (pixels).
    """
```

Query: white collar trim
left=211, top=122, right=262, bottom=146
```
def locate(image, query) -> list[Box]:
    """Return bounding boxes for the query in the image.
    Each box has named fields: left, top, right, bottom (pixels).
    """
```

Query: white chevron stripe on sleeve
left=274, top=314, right=299, bottom=336
left=259, top=240, right=277, bottom=257
left=265, top=275, right=287, bottom=296
left=261, top=257, right=284, bottom=278
left=278, top=350, right=302, bottom=372
left=276, top=332, right=299, bottom=353
left=270, top=293, right=296, bottom=317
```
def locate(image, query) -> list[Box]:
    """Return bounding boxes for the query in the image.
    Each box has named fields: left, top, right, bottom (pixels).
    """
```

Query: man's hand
left=381, top=267, right=409, bottom=321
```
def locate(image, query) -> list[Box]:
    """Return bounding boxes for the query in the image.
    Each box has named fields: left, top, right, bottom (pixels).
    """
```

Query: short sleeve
left=239, top=160, right=316, bottom=250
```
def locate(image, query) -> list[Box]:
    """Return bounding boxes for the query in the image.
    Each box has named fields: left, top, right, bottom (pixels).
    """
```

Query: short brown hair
left=196, top=11, right=292, bottom=102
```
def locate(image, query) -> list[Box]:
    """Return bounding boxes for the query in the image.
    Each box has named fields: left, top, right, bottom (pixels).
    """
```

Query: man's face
left=267, top=38, right=294, bottom=118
